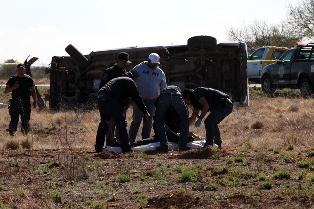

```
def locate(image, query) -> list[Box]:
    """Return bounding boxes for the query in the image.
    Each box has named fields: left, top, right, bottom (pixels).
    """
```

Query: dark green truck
left=261, top=43, right=314, bottom=97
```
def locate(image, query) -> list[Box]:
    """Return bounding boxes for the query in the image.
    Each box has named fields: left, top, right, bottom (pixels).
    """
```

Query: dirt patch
left=94, top=151, right=122, bottom=159
left=175, top=147, right=229, bottom=159
left=147, top=193, right=206, bottom=209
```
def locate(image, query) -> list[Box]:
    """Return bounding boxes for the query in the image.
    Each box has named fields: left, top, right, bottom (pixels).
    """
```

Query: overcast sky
left=0, top=0, right=298, bottom=66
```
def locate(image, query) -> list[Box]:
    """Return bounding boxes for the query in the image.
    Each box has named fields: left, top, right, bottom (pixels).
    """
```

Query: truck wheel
left=300, top=77, right=313, bottom=97
left=187, top=36, right=217, bottom=51
left=65, top=44, right=89, bottom=68
left=261, top=75, right=274, bottom=94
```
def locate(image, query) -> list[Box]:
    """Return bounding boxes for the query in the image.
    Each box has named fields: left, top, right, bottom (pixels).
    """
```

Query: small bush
left=212, top=167, right=228, bottom=175
left=53, top=192, right=62, bottom=203
left=251, top=121, right=264, bottom=129
left=178, top=170, right=196, bottom=183
left=234, top=156, right=243, bottom=163
left=5, top=141, right=19, bottom=150
left=21, top=139, right=31, bottom=149
left=259, top=181, right=272, bottom=190
left=297, top=160, right=311, bottom=168
left=116, top=173, right=130, bottom=183
left=273, top=170, right=291, bottom=180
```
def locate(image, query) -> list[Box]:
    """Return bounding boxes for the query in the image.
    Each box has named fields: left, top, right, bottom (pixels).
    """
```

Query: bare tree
left=227, top=20, right=303, bottom=54
left=288, top=0, right=314, bottom=38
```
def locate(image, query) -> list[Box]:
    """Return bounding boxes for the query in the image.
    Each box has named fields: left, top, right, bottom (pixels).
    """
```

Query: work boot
left=6, top=128, right=14, bottom=136
left=155, top=144, right=168, bottom=153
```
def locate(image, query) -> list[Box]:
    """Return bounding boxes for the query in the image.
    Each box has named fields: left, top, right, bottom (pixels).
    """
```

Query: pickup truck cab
left=247, top=46, right=288, bottom=81
left=260, top=43, right=314, bottom=97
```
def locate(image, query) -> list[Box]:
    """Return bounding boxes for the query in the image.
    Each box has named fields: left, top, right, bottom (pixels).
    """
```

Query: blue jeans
left=95, top=97, right=130, bottom=152
left=129, top=98, right=156, bottom=141
left=154, top=93, right=189, bottom=146
left=204, top=99, right=233, bottom=146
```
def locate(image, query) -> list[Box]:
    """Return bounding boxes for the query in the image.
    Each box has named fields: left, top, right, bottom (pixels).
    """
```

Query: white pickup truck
left=247, top=46, right=288, bottom=81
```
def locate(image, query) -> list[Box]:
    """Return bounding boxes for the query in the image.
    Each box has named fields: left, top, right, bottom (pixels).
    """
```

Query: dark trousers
left=95, top=97, right=130, bottom=152
left=204, top=100, right=233, bottom=146
left=8, top=99, right=31, bottom=134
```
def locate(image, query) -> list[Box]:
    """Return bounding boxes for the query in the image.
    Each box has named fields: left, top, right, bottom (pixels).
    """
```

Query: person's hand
left=144, top=112, right=150, bottom=121
left=13, top=82, right=19, bottom=90
left=32, top=101, right=37, bottom=108
left=195, top=118, right=202, bottom=128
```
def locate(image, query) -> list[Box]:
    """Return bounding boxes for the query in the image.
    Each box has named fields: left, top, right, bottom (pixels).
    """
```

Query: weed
left=273, top=170, right=291, bottom=180
left=108, top=194, right=117, bottom=202
left=306, top=150, right=314, bottom=157
left=208, top=183, right=218, bottom=191
left=52, top=192, right=62, bottom=203
left=297, top=160, right=311, bottom=168
left=257, top=173, right=267, bottom=181
left=234, top=156, right=243, bottom=163
left=5, top=141, right=19, bottom=150
left=279, top=153, right=296, bottom=163
left=307, top=173, right=314, bottom=184
left=212, top=166, right=228, bottom=175
left=287, top=144, right=294, bottom=151
left=259, top=181, right=272, bottom=190
left=156, top=161, right=162, bottom=167
left=21, top=139, right=31, bottom=149
left=0, top=184, right=7, bottom=191
left=178, top=170, right=196, bottom=183
left=153, top=169, right=163, bottom=180
left=140, top=175, right=149, bottom=181
left=178, top=187, right=186, bottom=194
left=116, top=173, right=130, bottom=183
left=251, top=121, right=264, bottom=129
left=8, top=161, right=19, bottom=167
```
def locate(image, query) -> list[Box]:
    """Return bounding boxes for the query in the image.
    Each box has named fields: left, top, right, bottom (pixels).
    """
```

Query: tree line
left=227, top=0, right=313, bottom=53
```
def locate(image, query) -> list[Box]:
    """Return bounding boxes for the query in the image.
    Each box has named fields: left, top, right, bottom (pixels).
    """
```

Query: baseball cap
left=117, top=52, right=132, bottom=64
left=148, top=53, right=160, bottom=64
left=16, top=64, right=25, bottom=69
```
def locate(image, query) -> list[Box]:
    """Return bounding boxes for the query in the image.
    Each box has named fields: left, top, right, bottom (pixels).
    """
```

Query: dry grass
left=1, top=91, right=314, bottom=208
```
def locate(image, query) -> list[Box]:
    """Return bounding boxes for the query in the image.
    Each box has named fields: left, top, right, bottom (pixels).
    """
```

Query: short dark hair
left=16, top=64, right=25, bottom=69
left=182, top=89, right=193, bottom=98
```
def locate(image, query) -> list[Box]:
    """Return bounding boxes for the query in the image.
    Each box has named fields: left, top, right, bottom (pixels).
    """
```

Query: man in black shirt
left=98, top=52, right=132, bottom=146
left=4, top=64, right=37, bottom=136
left=95, top=71, right=150, bottom=153
left=182, top=87, right=233, bottom=148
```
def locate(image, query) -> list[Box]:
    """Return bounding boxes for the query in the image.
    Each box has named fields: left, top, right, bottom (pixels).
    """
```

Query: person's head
left=182, top=89, right=194, bottom=105
left=127, top=70, right=140, bottom=82
left=117, top=52, right=132, bottom=69
left=16, top=64, right=25, bottom=76
left=147, top=53, right=160, bottom=69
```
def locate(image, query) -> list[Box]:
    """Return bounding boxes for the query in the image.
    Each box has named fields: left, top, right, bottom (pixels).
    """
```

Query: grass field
left=0, top=88, right=314, bottom=208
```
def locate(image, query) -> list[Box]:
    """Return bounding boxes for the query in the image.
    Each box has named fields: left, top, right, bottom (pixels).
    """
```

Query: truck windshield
left=249, top=48, right=265, bottom=60
left=279, top=50, right=293, bottom=62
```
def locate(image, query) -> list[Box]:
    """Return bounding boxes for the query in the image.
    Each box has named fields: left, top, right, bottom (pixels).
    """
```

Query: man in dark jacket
left=95, top=71, right=150, bottom=153
left=182, top=87, right=233, bottom=148
left=98, top=52, right=132, bottom=146
left=4, top=64, right=37, bottom=136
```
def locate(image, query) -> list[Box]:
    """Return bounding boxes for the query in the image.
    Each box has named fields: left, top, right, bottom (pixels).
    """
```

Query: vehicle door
left=290, top=47, right=312, bottom=85
left=272, top=49, right=294, bottom=85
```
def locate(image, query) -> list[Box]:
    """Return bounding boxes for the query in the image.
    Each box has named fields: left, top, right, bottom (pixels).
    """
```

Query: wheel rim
left=263, top=78, right=271, bottom=91
left=301, top=82, right=311, bottom=95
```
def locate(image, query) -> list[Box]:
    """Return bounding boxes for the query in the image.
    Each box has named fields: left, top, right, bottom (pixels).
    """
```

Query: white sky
left=0, top=0, right=298, bottom=66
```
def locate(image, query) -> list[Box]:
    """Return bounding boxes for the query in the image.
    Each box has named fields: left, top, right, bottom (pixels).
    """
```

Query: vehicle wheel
left=65, top=44, right=89, bottom=68
left=187, top=35, right=217, bottom=51
left=300, top=77, right=313, bottom=97
left=261, top=75, right=274, bottom=94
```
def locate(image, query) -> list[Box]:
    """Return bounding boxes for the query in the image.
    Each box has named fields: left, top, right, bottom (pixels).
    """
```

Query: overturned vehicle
left=46, top=35, right=249, bottom=110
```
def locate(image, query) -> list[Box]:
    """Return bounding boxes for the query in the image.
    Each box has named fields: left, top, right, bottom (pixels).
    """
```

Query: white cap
left=148, top=53, right=160, bottom=64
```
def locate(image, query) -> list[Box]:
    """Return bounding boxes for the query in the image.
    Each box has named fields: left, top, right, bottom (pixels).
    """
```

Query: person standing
left=154, top=86, right=190, bottom=152
left=182, top=87, right=233, bottom=149
left=4, top=64, right=37, bottom=136
left=98, top=52, right=132, bottom=146
left=95, top=72, right=150, bottom=153
left=129, top=53, right=166, bottom=143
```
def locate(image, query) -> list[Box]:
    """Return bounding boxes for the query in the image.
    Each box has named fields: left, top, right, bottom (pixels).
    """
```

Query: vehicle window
left=279, top=50, right=293, bottom=62
left=249, top=48, right=265, bottom=60
left=272, top=50, right=286, bottom=60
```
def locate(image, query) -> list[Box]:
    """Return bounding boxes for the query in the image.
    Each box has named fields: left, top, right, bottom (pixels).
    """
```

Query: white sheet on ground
left=102, top=140, right=218, bottom=153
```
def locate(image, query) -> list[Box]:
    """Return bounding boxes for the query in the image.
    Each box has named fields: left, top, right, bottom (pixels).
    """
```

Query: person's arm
left=189, top=109, right=199, bottom=127
left=198, top=97, right=209, bottom=120
left=31, top=86, right=37, bottom=108
left=4, top=82, right=19, bottom=94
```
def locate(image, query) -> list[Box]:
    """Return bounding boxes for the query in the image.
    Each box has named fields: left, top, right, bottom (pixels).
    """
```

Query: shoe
left=203, top=142, right=219, bottom=149
left=155, top=145, right=168, bottom=153
left=6, top=129, right=14, bottom=136
left=178, top=145, right=190, bottom=151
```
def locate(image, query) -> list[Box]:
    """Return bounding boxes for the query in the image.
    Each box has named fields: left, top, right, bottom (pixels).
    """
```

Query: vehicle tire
left=187, top=35, right=217, bottom=51
left=65, top=44, right=89, bottom=68
left=261, top=75, right=274, bottom=94
left=300, top=77, right=313, bottom=98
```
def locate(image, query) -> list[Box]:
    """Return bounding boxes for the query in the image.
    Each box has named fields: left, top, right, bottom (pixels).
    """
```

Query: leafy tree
left=227, top=20, right=303, bottom=54
left=288, top=0, right=314, bottom=38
